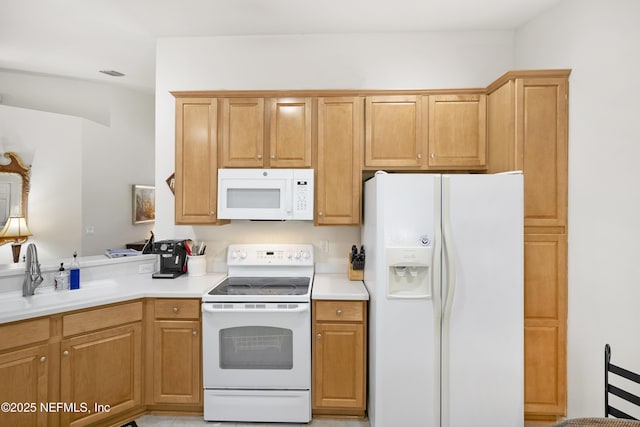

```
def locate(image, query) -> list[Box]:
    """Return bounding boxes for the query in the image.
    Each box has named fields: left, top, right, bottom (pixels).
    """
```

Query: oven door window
left=219, top=326, right=293, bottom=370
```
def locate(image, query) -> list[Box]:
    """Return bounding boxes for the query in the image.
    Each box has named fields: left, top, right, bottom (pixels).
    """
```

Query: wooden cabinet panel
left=269, top=98, right=312, bottom=167
left=63, top=301, right=142, bottom=337
left=175, top=98, right=220, bottom=224
left=0, top=318, right=49, bottom=352
left=153, top=320, right=200, bottom=404
left=365, top=95, right=423, bottom=168
left=154, top=298, right=200, bottom=320
left=0, top=344, right=49, bottom=427
left=524, top=325, right=565, bottom=414
left=525, top=235, right=567, bottom=320
left=312, top=300, right=366, bottom=417
left=316, top=97, right=363, bottom=225
left=428, top=94, right=486, bottom=168
left=60, top=323, right=142, bottom=426
left=313, top=323, right=365, bottom=411
left=221, top=98, right=265, bottom=167
left=516, top=78, right=568, bottom=228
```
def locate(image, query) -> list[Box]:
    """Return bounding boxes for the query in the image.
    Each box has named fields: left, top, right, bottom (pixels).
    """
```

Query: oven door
left=202, top=302, right=310, bottom=389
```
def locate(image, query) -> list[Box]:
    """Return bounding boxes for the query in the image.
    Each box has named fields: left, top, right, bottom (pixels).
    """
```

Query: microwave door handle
left=202, top=304, right=309, bottom=314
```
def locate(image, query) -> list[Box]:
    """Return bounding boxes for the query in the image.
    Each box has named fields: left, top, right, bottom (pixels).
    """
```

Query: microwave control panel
left=293, top=169, right=314, bottom=220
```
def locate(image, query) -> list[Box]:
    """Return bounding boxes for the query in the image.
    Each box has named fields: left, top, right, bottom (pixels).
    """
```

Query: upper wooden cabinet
left=364, top=93, right=487, bottom=170
left=220, top=98, right=265, bottom=167
left=488, top=74, right=569, bottom=229
left=427, top=94, right=486, bottom=169
left=219, top=97, right=312, bottom=168
left=365, top=95, right=424, bottom=168
left=175, top=98, right=224, bottom=225
left=270, top=98, right=312, bottom=167
left=316, top=97, right=363, bottom=225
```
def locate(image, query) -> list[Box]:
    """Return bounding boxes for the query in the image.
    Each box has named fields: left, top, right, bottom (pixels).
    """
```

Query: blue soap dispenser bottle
left=70, top=251, right=80, bottom=290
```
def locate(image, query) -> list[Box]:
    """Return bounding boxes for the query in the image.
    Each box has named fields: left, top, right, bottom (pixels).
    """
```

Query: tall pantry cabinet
left=487, top=70, right=570, bottom=420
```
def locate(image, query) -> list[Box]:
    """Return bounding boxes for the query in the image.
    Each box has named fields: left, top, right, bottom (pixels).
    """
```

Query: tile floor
left=134, top=414, right=370, bottom=427
left=134, top=414, right=556, bottom=426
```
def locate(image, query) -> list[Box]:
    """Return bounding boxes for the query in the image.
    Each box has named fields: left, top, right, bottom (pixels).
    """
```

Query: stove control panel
left=227, top=244, right=314, bottom=266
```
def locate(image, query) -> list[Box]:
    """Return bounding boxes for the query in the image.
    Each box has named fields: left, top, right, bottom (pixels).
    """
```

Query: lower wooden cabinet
left=151, top=298, right=201, bottom=405
left=60, top=323, right=142, bottom=427
left=312, top=300, right=367, bottom=417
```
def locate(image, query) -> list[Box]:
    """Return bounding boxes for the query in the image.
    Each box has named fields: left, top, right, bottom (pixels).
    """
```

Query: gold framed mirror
left=0, top=152, right=31, bottom=245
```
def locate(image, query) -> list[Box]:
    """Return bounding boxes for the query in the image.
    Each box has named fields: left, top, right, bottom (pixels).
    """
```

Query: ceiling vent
left=99, top=70, right=125, bottom=77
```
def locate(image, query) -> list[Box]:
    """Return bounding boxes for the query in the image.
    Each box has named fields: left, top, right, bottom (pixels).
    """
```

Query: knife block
left=348, top=253, right=364, bottom=281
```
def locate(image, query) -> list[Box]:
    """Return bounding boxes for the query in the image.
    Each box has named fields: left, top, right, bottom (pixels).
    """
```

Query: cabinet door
left=317, top=97, right=363, bottom=225
left=60, top=323, right=142, bottom=427
left=516, top=78, right=568, bottom=229
left=524, top=233, right=567, bottom=417
left=269, top=98, right=312, bottom=167
left=428, top=94, right=487, bottom=169
left=0, top=344, right=49, bottom=427
left=313, top=322, right=365, bottom=412
left=153, top=320, right=201, bottom=404
left=365, top=95, right=424, bottom=167
left=221, top=98, right=265, bottom=167
left=175, top=98, right=220, bottom=224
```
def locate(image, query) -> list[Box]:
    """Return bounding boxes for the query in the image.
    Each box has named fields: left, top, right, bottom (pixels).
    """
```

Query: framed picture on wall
left=133, top=185, right=155, bottom=224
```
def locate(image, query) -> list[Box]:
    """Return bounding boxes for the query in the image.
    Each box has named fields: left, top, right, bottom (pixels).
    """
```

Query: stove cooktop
left=208, top=277, right=310, bottom=296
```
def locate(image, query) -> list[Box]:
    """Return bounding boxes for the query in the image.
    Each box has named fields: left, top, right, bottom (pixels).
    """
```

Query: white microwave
left=217, top=169, right=314, bottom=220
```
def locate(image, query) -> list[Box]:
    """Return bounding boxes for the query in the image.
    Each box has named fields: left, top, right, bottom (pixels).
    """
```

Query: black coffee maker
left=152, top=240, right=187, bottom=279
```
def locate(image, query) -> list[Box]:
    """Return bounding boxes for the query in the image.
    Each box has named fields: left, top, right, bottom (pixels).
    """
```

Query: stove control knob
left=287, top=252, right=293, bottom=259
left=294, top=252, right=301, bottom=260
left=230, top=250, right=239, bottom=260
left=302, top=251, right=310, bottom=259
left=240, top=251, right=247, bottom=259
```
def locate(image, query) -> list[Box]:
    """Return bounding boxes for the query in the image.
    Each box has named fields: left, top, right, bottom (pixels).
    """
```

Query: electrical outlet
left=138, top=263, right=155, bottom=274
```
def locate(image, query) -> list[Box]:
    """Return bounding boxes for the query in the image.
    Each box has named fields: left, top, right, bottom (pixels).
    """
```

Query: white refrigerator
left=362, top=171, right=524, bottom=427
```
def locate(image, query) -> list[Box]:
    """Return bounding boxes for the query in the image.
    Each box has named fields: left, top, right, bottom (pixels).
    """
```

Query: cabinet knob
left=431, top=153, right=436, bottom=159
left=257, top=154, right=263, bottom=160
left=336, top=309, right=343, bottom=316
left=40, top=356, right=46, bottom=363
left=192, top=330, right=198, bottom=336
left=417, top=153, right=422, bottom=159
left=172, top=307, right=179, bottom=313
left=318, top=212, right=324, bottom=217
left=271, top=155, right=276, bottom=160
left=210, top=210, right=216, bottom=216
left=316, top=334, right=322, bottom=339
left=62, top=351, right=69, bottom=357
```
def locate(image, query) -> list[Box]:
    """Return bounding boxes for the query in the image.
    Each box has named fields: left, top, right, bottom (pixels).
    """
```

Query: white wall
left=0, top=72, right=155, bottom=264
left=155, top=31, right=515, bottom=269
left=515, top=0, right=640, bottom=418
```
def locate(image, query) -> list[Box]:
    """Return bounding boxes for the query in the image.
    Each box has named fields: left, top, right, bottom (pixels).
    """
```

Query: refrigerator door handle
left=441, top=175, right=457, bottom=427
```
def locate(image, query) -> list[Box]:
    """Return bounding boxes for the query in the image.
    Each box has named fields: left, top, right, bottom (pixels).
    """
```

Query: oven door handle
left=202, top=304, right=309, bottom=314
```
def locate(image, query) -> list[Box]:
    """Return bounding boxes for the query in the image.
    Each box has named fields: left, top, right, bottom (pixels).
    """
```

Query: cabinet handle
left=62, top=351, right=69, bottom=357
left=172, top=307, right=179, bottom=313
left=318, top=212, right=324, bottom=217
left=193, top=330, right=198, bottom=336
left=257, top=154, right=263, bottom=160
left=316, top=334, right=322, bottom=339
left=40, top=356, right=46, bottom=363
left=417, top=153, right=422, bottom=159
left=431, top=153, right=436, bottom=159
left=336, top=309, right=343, bottom=316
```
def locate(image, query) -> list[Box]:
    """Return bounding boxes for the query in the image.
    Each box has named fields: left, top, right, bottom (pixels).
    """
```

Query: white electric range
left=202, top=243, right=314, bottom=423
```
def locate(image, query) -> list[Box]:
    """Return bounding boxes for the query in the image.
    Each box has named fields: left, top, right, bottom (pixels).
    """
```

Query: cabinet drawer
left=315, top=301, right=365, bottom=322
left=154, top=299, right=200, bottom=320
left=0, top=318, right=50, bottom=351
left=63, top=301, right=143, bottom=337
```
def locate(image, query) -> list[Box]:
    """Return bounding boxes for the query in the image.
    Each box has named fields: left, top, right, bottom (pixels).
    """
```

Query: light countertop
left=1, top=272, right=368, bottom=324
left=0, top=273, right=226, bottom=324
left=312, top=274, right=369, bottom=300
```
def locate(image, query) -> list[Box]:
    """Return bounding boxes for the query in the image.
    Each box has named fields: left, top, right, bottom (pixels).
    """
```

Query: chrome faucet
left=22, top=243, right=44, bottom=296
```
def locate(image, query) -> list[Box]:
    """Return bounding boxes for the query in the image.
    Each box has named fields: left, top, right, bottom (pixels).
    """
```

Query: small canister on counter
left=54, top=262, right=69, bottom=290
